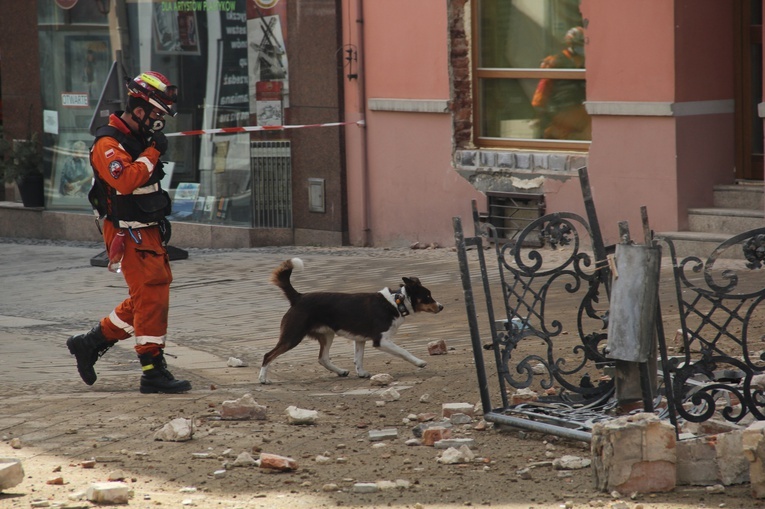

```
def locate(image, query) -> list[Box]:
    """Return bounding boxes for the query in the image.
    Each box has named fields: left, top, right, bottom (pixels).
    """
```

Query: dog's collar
left=379, top=287, right=411, bottom=317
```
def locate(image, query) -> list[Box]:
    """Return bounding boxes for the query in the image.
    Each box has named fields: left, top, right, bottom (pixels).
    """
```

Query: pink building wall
left=579, top=0, right=735, bottom=244
left=342, top=0, right=483, bottom=247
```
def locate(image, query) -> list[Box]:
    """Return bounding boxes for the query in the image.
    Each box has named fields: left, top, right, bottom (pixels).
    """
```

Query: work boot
left=139, top=351, right=192, bottom=394
left=66, top=324, right=114, bottom=385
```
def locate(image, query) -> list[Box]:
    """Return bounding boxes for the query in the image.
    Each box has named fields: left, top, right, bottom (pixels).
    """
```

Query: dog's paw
left=259, top=378, right=272, bottom=385
left=357, top=370, right=371, bottom=378
left=415, top=360, right=427, bottom=368
left=338, top=370, right=350, bottom=378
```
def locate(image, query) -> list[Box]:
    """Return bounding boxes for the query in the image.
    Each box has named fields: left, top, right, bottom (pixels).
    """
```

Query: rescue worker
left=530, top=26, right=591, bottom=140
left=66, top=71, right=191, bottom=394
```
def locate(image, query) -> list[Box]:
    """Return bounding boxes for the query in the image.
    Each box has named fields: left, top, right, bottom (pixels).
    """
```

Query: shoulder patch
left=104, top=148, right=115, bottom=159
left=108, top=160, right=124, bottom=179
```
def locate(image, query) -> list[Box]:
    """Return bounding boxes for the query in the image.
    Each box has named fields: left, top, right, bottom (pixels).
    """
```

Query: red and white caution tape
left=165, top=120, right=364, bottom=137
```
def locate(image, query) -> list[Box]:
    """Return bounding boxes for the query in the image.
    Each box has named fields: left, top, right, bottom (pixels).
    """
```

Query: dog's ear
left=402, top=276, right=421, bottom=287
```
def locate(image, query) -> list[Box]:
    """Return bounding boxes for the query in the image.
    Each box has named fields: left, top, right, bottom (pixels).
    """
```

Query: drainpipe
left=356, top=0, right=371, bottom=247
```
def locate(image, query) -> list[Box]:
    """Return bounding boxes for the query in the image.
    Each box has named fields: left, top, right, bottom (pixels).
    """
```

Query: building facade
left=0, top=0, right=761, bottom=250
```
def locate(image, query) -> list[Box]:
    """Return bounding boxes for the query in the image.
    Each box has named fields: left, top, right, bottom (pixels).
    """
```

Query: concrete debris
left=154, top=418, right=194, bottom=442
left=448, top=412, right=473, bottom=425
left=552, top=455, right=591, bottom=470
left=370, top=373, right=393, bottom=386
left=517, top=467, right=532, bottom=479
left=86, top=481, right=131, bottom=504
left=0, top=458, right=24, bottom=491
left=369, top=428, right=398, bottom=441
left=352, top=482, right=378, bottom=493
left=220, top=394, right=268, bottom=420
left=412, top=420, right=452, bottom=439
left=322, top=483, right=339, bottom=492
left=286, top=406, right=318, bottom=424
left=592, top=413, right=676, bottom=493
left=510, top=388, right=539, bottom=405
left=231, top=452, right=258, bottom=467
left=510, top=175, right=545, bottom=190
left=9, top=438, right=21, bottom=449
left=46, top=476, right=64, bottom=485
left=706, top=484, right=725, bottom=494
left=380, top=387, right=400, bottom=401
left=427, top=339, right=448, bottom=355
left=80, top=459, right=96, bottom=469
left=107, top=469, right=126, bottom=481
left=434, top=437, right=475, bottom=449
left=226, top=356, right=247, bottom=367
left=419, top=393, right=430, bottom=403
left=442, top=402, right=474, bottom=418
left=437, top=445, right=475, bottom=464
left=259, top=452, right=298, bottom=471
left=213, top=469, right=226, bottom=478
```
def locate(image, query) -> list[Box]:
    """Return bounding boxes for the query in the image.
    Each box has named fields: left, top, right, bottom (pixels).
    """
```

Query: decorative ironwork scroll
left=658, top=228, right=765, bottom=425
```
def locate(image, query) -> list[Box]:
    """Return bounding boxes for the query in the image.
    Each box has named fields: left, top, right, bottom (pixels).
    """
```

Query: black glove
left=150, top=132, right=168, bottom=155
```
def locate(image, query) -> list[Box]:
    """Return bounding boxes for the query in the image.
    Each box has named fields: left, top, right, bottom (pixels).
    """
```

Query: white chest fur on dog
left=258, top=257, right=443, bottom=384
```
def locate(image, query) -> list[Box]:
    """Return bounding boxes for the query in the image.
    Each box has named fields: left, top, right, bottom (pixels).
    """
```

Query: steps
left=658, top=182, right=764, bottom=259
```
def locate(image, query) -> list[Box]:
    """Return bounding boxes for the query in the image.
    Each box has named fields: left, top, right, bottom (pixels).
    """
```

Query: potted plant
left=0, top=131, right=45, bottom=207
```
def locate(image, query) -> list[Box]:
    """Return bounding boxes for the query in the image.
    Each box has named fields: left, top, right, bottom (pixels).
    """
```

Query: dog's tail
left=271, top=257, right=304, bottom=305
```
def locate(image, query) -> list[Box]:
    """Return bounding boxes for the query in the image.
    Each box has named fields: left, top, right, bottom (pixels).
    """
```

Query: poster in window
left=170, top=182, right=201, bottom=219
left=65, top=36, right=112, bottom=104
left=247, top=4, right=289, bottom=114
left=49, top=133, right=95, bottom=210
left=153, top=4, right=200, bottom=55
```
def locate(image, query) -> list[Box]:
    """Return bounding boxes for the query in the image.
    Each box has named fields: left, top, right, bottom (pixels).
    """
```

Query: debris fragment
left=154, top=418, right=194, bottom=442
left=0, top=458, right=24, bottom=490
left=286, top=406, right=318, bottom=424
left=220, top=394, right=267, bottom=420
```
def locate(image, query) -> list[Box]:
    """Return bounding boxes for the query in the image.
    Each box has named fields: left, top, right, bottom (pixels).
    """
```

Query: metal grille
left=473, top=192, right=545, bottom=246
left=251, top=140, right=292, bottom=228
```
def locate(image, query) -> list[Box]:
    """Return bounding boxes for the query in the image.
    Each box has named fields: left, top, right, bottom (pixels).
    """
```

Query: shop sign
left=55, top=0, right=79, bottom=9
left=254, top=0, right=280, bottom=8
left=61, top=93, right=90, bottom=108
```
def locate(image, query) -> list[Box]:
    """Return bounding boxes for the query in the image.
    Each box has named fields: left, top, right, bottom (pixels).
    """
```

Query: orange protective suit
left=90, top=113, right=171, bottom=357
left=531, top=47, right=591, bottom=141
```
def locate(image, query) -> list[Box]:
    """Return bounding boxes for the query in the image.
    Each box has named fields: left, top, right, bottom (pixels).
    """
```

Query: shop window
left=473, top=0, right=590, bottom=150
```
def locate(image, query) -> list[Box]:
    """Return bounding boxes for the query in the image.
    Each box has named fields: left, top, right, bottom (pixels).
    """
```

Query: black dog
left=259, top=258, right=444, bottom=384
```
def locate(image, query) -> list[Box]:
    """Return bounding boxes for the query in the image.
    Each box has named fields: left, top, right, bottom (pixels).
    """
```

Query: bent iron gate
left=454, top=168, right=765, bottom=441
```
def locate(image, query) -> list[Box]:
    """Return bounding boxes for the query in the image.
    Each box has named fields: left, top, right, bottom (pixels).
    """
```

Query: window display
left=38, top=0, right=293, bottom=227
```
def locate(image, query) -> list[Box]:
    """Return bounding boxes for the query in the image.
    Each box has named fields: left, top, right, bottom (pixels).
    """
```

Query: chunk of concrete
left=154, top=417, right=194, bottom=442
left=0, top=458, right=24, bottom=491
left=286, top=406, right=318, bottom=425
left=86, top=481, right=130, bottom=504
left=591, top=413, right=676, bottom=493
left=220, top=394, right=267, bottom=420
